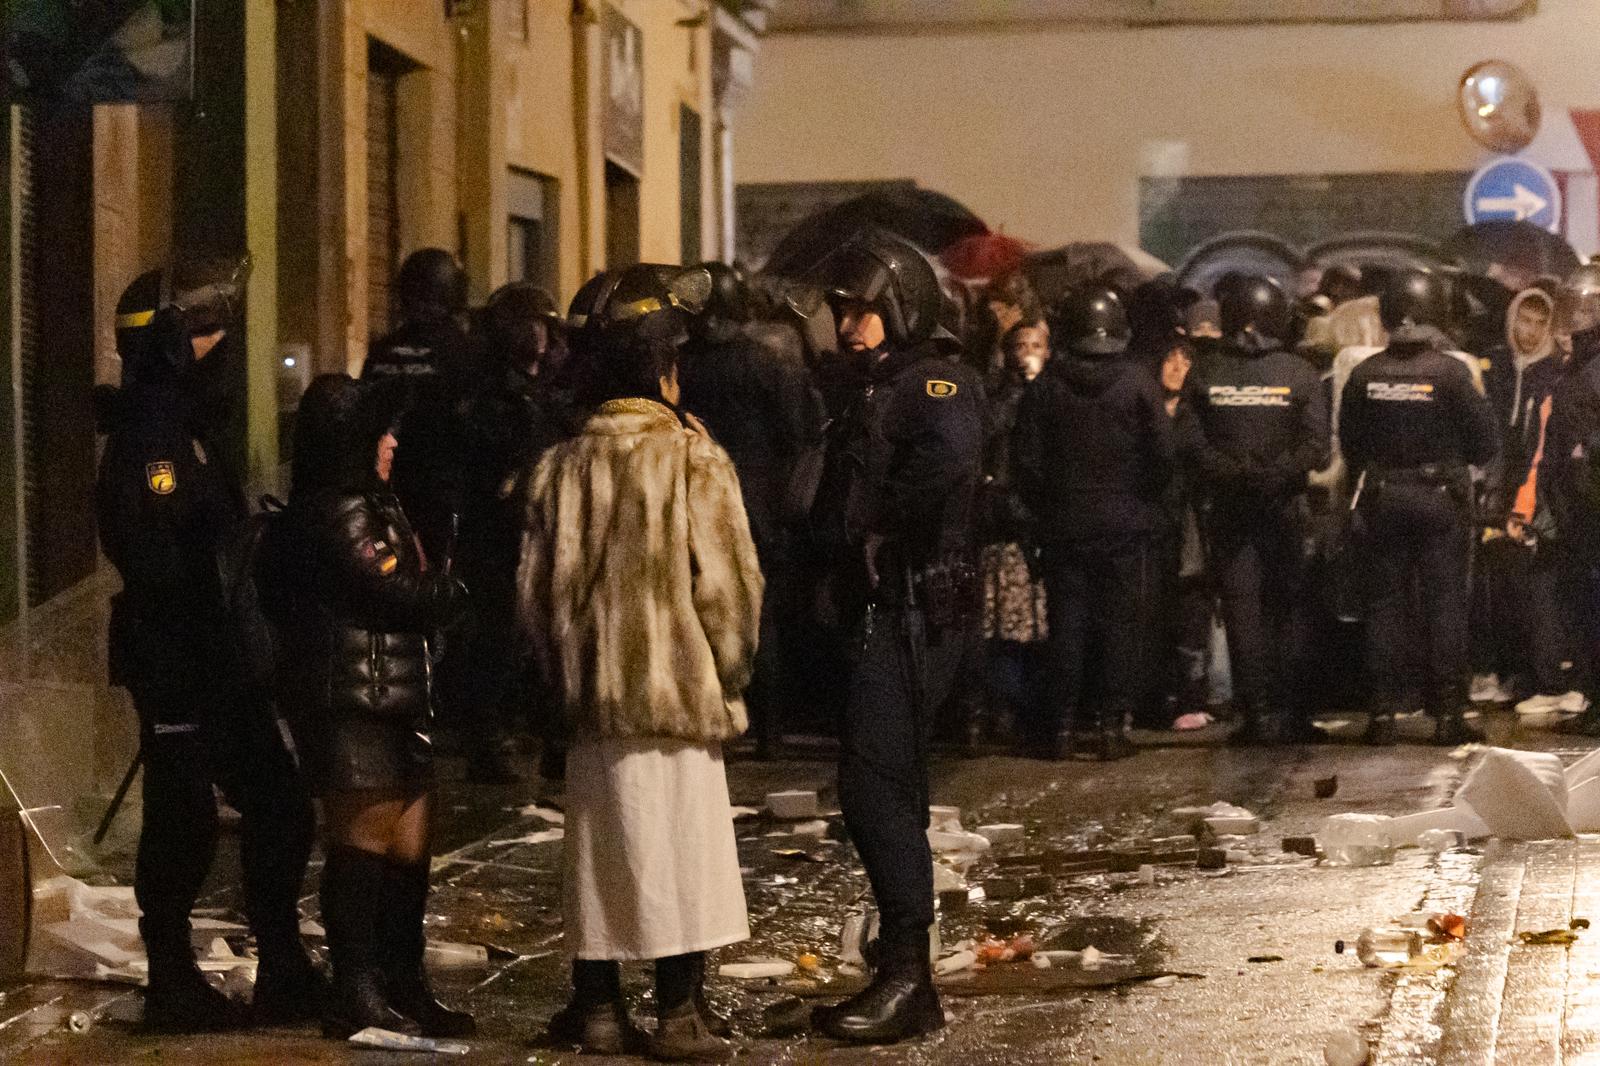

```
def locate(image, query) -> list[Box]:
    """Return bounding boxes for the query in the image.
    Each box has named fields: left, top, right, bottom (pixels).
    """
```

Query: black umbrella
left=1444, top=220, right=1581, bottom=283
left=762, top=187, right=988, bottom=277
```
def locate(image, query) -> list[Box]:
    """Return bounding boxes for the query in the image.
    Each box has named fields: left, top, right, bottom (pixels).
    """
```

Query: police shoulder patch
left=146, top=462, right=176, bottom=495
left=926, top=379, right=958, bottom=398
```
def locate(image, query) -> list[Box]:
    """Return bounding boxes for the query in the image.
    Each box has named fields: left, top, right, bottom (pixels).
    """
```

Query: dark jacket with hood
left=95, top=311, right=246, bottom=698
left=1013, top=348, right=1175, bottom=545
left=1481, top=287, right=1563, bottom=521
left=1189, top=333, right=1329, bottom=503
left=271, top=376, right=465, bottom=787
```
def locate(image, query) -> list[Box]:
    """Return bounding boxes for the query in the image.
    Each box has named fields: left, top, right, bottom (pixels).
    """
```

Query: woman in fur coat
left=518, top=265, right=764, bottom=1061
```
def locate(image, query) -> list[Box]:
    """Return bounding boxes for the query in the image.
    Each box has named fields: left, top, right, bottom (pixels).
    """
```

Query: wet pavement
left=5, top=712, right=1600, bottom=1064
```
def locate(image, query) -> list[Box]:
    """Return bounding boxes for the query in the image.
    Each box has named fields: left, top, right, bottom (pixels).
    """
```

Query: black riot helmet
left=697, top=261, right=751, bottom=324
left=396, top=248, right=468, bottom=323
left=1379, top=268, right=1450, bottom=333
left=1215, top=272, right=1290, bottom=343
left=813, top=227, right=942, bottom=348
left=115, top=269, right=166, bottom=380
left=566, top=263, right=713, bottom=350
left=1054, top=286, right=1131, bottom=357
left=115, top=253, right=253, bottom=386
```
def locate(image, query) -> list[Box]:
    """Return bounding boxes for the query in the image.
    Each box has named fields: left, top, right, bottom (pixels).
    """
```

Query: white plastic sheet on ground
left=1456, top=747, right=1572, bottom=840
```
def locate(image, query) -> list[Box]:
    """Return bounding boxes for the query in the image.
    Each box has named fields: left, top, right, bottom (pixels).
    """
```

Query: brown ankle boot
left=649, top=1002, right=733, bottom=1062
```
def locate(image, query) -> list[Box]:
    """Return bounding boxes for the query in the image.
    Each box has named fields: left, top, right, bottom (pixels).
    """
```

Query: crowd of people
left=88, top=224, right=1600, bottom=1057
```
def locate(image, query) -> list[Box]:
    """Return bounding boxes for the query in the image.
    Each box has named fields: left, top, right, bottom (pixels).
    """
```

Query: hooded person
left=95, top=260, right=322, bottom=1032
left=519, top=264, right=763, bottom=1062
left=1012, top=287, right=1174, bottom=760
left=270, top=373, right=473, bottom=1040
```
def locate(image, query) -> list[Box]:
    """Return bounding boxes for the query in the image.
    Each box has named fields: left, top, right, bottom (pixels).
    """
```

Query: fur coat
left=517, top=397, right=763, bottom=743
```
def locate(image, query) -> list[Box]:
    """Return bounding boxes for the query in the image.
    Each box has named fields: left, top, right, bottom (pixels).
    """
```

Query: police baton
left=92, top=748, right=144, bottom=846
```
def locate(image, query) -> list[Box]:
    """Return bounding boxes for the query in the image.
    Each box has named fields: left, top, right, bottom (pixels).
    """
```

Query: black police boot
left=252, top=939, right=328, bottom=1025
left=813, top=933, right=944, bottom=1044
left=141, top=932, right=248, bottom=1034
left=547, top=960, right=649, bottom=1054
left=1362, top=713, right=1398, bottom=746
left=381, top=860, right=477, bottom=1038
left=1431, top=711, right=1485, bottom=747
left=320, top=847, right=410, bottom=1039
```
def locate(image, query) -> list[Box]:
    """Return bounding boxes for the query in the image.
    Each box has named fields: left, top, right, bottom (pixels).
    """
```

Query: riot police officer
left=360, top=248, right=479, bottom=562
left=807, top=229, right=984, bottom=1045
left=363, top=249, right=503, bottom=777
left=1190, top=273, right=1330, bottom=745
left=1341, top=269, right=1499, bottom=745
left=1013, top=287, right=1174, bottom=760
left=95, top=264, right=320, bottom=1031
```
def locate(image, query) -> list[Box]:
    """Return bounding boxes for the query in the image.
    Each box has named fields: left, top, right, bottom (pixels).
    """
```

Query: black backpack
left=215, top=495, right=290, bottom=692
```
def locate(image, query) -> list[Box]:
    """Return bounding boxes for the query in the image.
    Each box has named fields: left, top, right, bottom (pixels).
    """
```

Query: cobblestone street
left=5, top=714, right=1599, bottom=1064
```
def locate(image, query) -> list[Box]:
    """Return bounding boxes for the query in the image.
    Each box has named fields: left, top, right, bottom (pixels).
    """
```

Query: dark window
left=507, top=168, right=559, bottom=290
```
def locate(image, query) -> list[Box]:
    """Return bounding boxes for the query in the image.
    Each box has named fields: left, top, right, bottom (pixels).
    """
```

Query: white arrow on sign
left=1475, top=183, right=1549, bottom=222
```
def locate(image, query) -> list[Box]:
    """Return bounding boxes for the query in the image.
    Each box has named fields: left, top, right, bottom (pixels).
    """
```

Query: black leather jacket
left=281, top=488, right=464, bottom=723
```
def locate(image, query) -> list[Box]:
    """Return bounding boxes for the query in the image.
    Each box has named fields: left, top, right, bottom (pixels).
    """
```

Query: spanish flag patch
left=146, top=462, right=176, bottom=495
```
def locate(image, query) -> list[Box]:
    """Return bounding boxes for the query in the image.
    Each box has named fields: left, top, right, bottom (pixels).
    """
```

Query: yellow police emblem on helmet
left=146, top=462, right=176, bottom=495
left=926, top=379, right=958, bottom=398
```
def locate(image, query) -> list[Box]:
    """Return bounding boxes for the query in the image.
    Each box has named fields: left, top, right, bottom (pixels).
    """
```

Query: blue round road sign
left=1464, top=157, right=1562, bottom=234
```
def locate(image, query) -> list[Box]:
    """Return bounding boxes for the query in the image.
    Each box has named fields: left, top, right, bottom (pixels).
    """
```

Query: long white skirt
left=564, top=735, right=750, bottom=961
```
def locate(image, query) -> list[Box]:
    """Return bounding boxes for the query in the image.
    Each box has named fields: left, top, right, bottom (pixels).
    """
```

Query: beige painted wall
left=737, top=0, right=1600, bottom=248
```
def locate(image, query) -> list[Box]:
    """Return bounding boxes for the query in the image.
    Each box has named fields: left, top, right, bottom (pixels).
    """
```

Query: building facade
left=0, top=0, right=769, bottom=830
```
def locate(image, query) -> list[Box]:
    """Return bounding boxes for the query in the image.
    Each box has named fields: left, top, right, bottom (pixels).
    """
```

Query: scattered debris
left=349, top=1027, right=470, bottom=1054
left=720, top=959, right=798, bottom=980
left=1246, top=955, right=1283, bottom=963
left=515, top=804, right=564, bottom=824
left=424, top=941, right=489, bottom=969
left=1457, top=748, right=1572, bottom=840
left=1282, top=836, right=1319, bottom=857
left=1169, top=802, right=1256, bottom=836
left=1172, top=712, right=1212, bottom=731
left=934, top=949, right=977, bottom=975
left=928, top=806, right=964, bottom=834
left=489, top=829, right=564, bottom=847
left=1518, top=928, right=1580, bottom=946
left=1314, top=776, right=1340, bottom=799
left=1573, top=918, right=1591, bottom=930
left=1319, top=814, right=1395, bottom=867
left=1196, top=848, right=1227, bottom=871
left=975, top=824, right=1025, bottom=845
left=1417, top=829, right=1466, bottom=853
left=1137, top=864, right=1156, bottom=885
left=1426, top=914, right=1466, bottom=942
left=767, top=791, right=820, bottom=819
left=1355, top=927, right=1422, bottom=968
left=771, top=848, right=828, bottom=864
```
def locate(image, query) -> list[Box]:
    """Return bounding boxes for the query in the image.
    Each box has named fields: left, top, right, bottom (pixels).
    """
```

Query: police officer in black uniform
left=363, top=249, right=509, bottom=779
left=95, top=265, right=321, bottom=1031
left=1190, top=273, right=1330, bottom=745
left=807, top=229, right=984, bottom=1045
left=1341, top=269, right=1500, bottom=745
left=1013, top=287, right=1175, bottom=760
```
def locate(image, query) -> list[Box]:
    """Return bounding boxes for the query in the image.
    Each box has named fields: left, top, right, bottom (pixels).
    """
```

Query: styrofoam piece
left=975, top=823, right=1024, bottom=845
left=1387, top=805, right=1491, bottom=842
left=1319, top=813, right=1396, bottom=866
left=1204, top=815, right=1260, bottom=836
left=1170, top=802, right=1255, bottom=834
left=933, top=949, right=976, bottom=975
left=928, top=806, right=963, bottom=834
left=933, top=860, right=967, bottom=894
left=489, top=828, right=564, bottom=846
left=1566, top=748, right=1600, bottom=789
left=719, top=959, right=796, bottom=980
left=1568, top=775, right=1600, bottom=832
left=766, top=791, right=820, bottom=819
left=1457, top=747, right=1573, bottom=840
left=423, top=941, right=489, bottom=969
left=349, top=1027, right=471, bottom=1054
left=926, top=829, right=991, bottom=857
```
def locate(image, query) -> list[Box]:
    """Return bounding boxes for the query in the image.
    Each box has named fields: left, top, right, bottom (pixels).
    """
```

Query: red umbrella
left=939, top=232, right=1034, bottom=281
